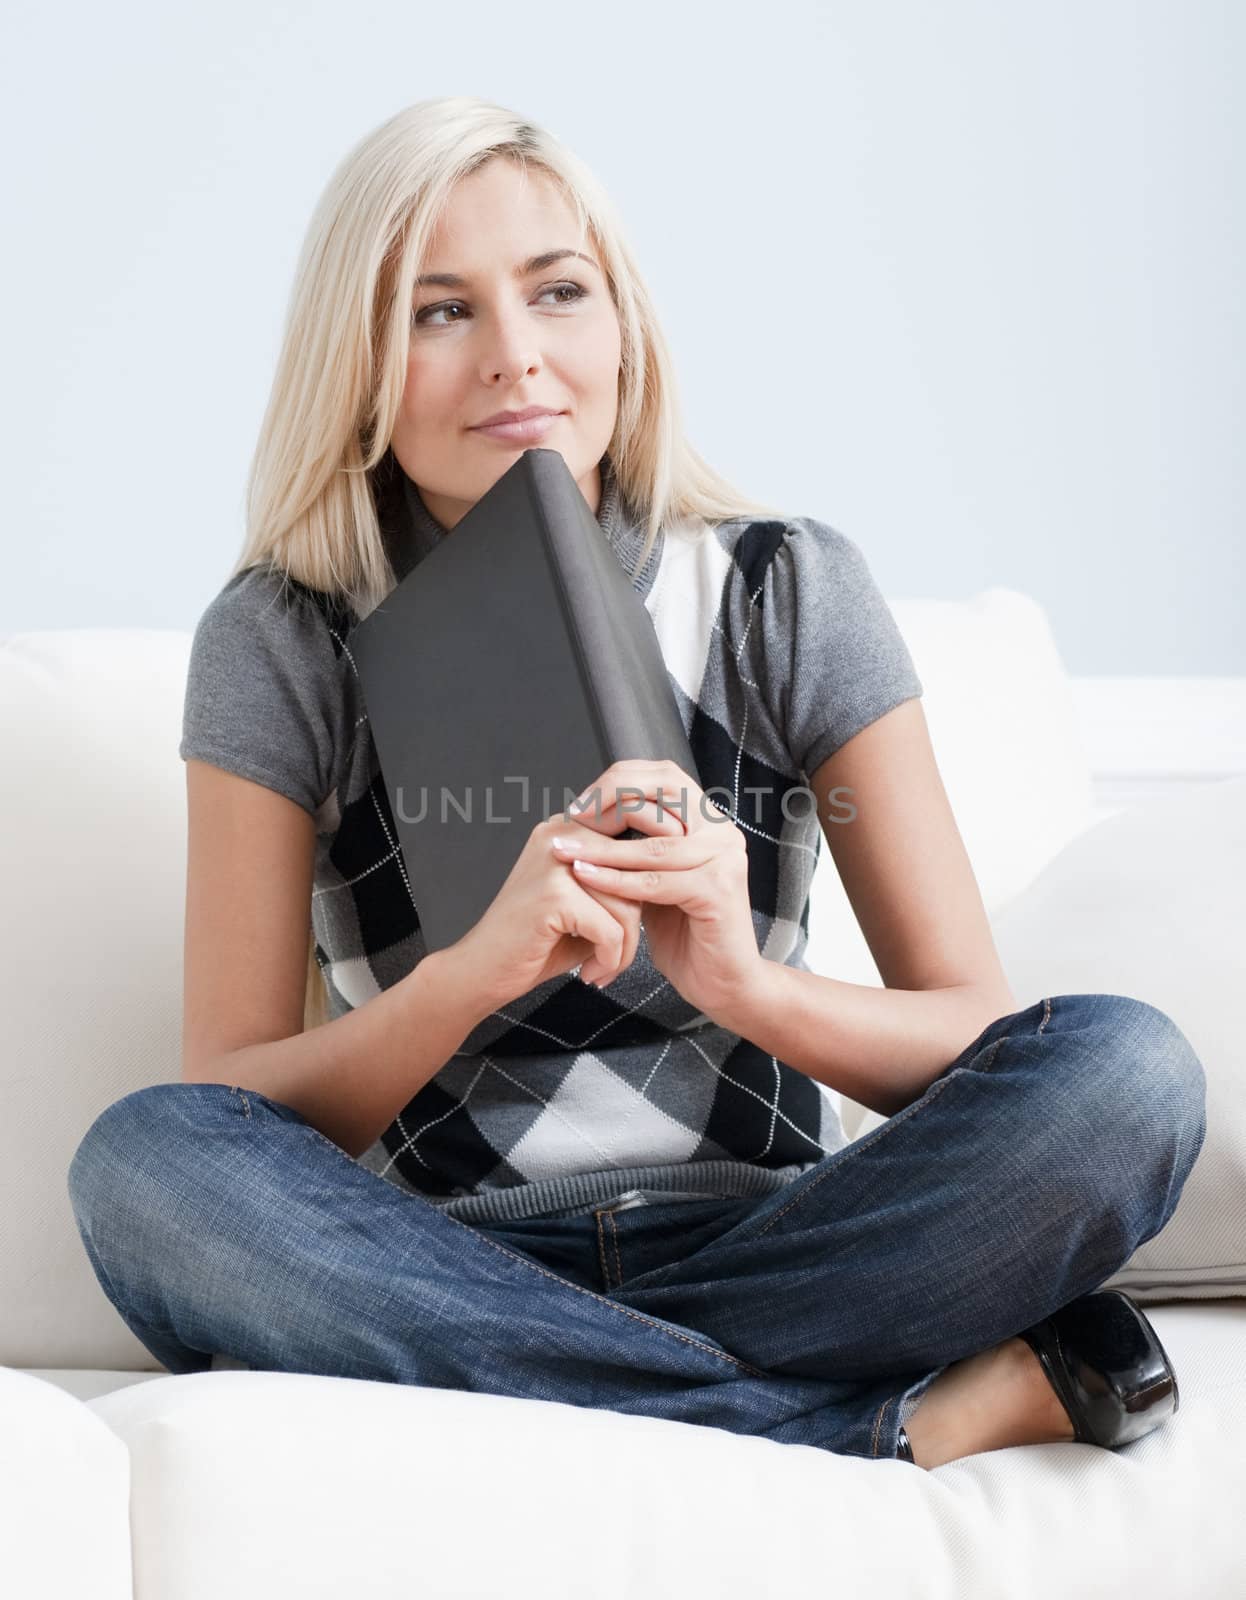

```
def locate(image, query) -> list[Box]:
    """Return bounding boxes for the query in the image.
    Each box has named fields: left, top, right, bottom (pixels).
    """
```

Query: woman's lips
left=470, top=412, right=563, bottom=444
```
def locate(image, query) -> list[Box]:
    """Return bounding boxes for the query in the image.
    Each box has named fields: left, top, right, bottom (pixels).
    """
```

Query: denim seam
left=605, top=1209, right=624, bottom=1288
left=594, top=1208, right=613, bottom=1290
left=469, top=1220, right=772, bottom=1377
left=236, top=1086, right=770, bottom=1378
left=229, top=1085, right=252, bottom=1119
left=870, top=1396, right=892, bottom=1458
left=867, top=996, right=1054, bottom=1456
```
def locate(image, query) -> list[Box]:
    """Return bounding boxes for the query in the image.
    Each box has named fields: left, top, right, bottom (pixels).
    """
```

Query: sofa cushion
left=83, top=1301, right=1246, bottom=1598
left=0, top=628, right=190, bottom=1373
left=0, top=1366, right=133, bottom=1598
left=991, top=775, right=1246, bottom=1300
left=805, top=587, right=1095, bottom=993
left=839, top=776, right=1244, bottom=1299
left=0, top=590, right=1092, bottom=1369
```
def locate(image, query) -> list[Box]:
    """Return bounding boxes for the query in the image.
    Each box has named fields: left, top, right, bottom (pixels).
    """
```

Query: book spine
left=529, top=485, right=616, bottom=803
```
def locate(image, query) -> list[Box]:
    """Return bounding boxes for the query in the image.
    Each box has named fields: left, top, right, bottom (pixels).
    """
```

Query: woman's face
left=390, top=158, right=623, bottom=529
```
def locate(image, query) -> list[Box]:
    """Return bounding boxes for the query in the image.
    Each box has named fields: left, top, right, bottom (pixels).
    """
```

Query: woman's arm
left=710, top=698, right=1018, bottom=1119
left=183, top=759, right=498, bottom=1159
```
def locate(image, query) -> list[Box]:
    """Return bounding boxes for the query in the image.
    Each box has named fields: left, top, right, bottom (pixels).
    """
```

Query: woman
left=66, top=96, right=1206, bottom=1470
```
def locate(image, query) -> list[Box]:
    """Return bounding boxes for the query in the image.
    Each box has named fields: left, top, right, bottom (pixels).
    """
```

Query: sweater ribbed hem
left=376, top=1158, right=815, bottom=1226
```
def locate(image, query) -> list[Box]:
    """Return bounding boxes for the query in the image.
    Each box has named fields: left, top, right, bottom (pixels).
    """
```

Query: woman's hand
left=446, top=812, right=646, bottom=1011
left=550, top=758, right=766, bottom=1021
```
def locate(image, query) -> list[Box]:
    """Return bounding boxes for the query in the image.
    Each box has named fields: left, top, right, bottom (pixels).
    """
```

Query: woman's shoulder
left=669, top=512, right=874, bottom=617
left=181, top=564, right=361, bottom=818
left=191, top=563, right=357, bottom=665
left=709, top=510, right=865, bottom=564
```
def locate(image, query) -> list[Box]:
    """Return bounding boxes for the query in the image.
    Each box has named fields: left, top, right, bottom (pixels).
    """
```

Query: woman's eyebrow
left=414, top=249, right=600, bottom=289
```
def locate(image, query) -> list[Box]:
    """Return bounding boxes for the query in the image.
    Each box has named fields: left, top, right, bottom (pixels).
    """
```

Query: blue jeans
left=66, top=993, right=1206, bottom=1461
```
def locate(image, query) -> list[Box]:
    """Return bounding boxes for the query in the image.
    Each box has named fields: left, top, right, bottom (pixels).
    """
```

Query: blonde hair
left=230, top=95, right=785, bottom=1030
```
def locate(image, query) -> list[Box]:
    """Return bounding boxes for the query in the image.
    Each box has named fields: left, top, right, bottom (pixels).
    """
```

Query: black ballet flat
left=896, top=1425, right=916, bottom=1462
left=1017, top=1287, right=1180, bottom=1449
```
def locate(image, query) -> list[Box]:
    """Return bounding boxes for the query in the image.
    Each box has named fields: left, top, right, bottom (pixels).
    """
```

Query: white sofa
left=3, top=588, right=1244, bottom=1599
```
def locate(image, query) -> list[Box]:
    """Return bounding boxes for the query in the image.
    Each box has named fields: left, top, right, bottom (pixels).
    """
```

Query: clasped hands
left=549, top=758, right=766, bottom=1022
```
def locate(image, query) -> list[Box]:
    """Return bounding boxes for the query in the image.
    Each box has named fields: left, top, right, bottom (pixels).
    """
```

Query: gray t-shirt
left=180, top=451, right=923, bottom=1224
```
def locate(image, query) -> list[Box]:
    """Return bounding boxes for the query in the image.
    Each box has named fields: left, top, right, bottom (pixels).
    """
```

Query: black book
left=349, top=448, right=700, bottom=953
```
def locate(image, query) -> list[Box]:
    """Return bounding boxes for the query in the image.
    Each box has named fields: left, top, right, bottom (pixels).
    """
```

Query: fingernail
left=573, top=858, right=599, bottom=875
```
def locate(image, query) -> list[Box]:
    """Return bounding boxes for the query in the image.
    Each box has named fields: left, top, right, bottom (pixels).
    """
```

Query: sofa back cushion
left=0, top=629, right=191, bottom=1367
left=993, top=775, right=1246, bottom=1302
left=0, top=585, right=1095, bottom=1367
left=804, top=586, right=1096, bottom=990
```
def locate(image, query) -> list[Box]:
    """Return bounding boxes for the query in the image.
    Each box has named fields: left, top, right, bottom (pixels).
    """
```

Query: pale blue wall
left=3, top=0, right=1241, bottom=672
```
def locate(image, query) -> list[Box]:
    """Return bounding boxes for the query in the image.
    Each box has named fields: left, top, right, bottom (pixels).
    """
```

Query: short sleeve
left=179, top=566, right=346, bottom=816
left=755, top=517, right=923, bottom=777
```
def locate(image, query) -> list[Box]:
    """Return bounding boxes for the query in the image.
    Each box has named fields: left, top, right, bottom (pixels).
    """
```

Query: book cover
left=349, top=448, right=700, bottom=953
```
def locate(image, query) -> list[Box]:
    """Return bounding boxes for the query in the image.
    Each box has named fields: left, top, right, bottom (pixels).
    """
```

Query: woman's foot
left=902, top=1336, right=1076, bottom=1469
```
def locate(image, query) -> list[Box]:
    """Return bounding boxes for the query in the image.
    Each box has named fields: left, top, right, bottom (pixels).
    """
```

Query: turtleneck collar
left=385, top=451, right=664, bottom=602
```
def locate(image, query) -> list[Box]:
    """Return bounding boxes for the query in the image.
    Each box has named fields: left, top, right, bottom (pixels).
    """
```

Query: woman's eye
left=412, top=280, right=588, bottom=328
